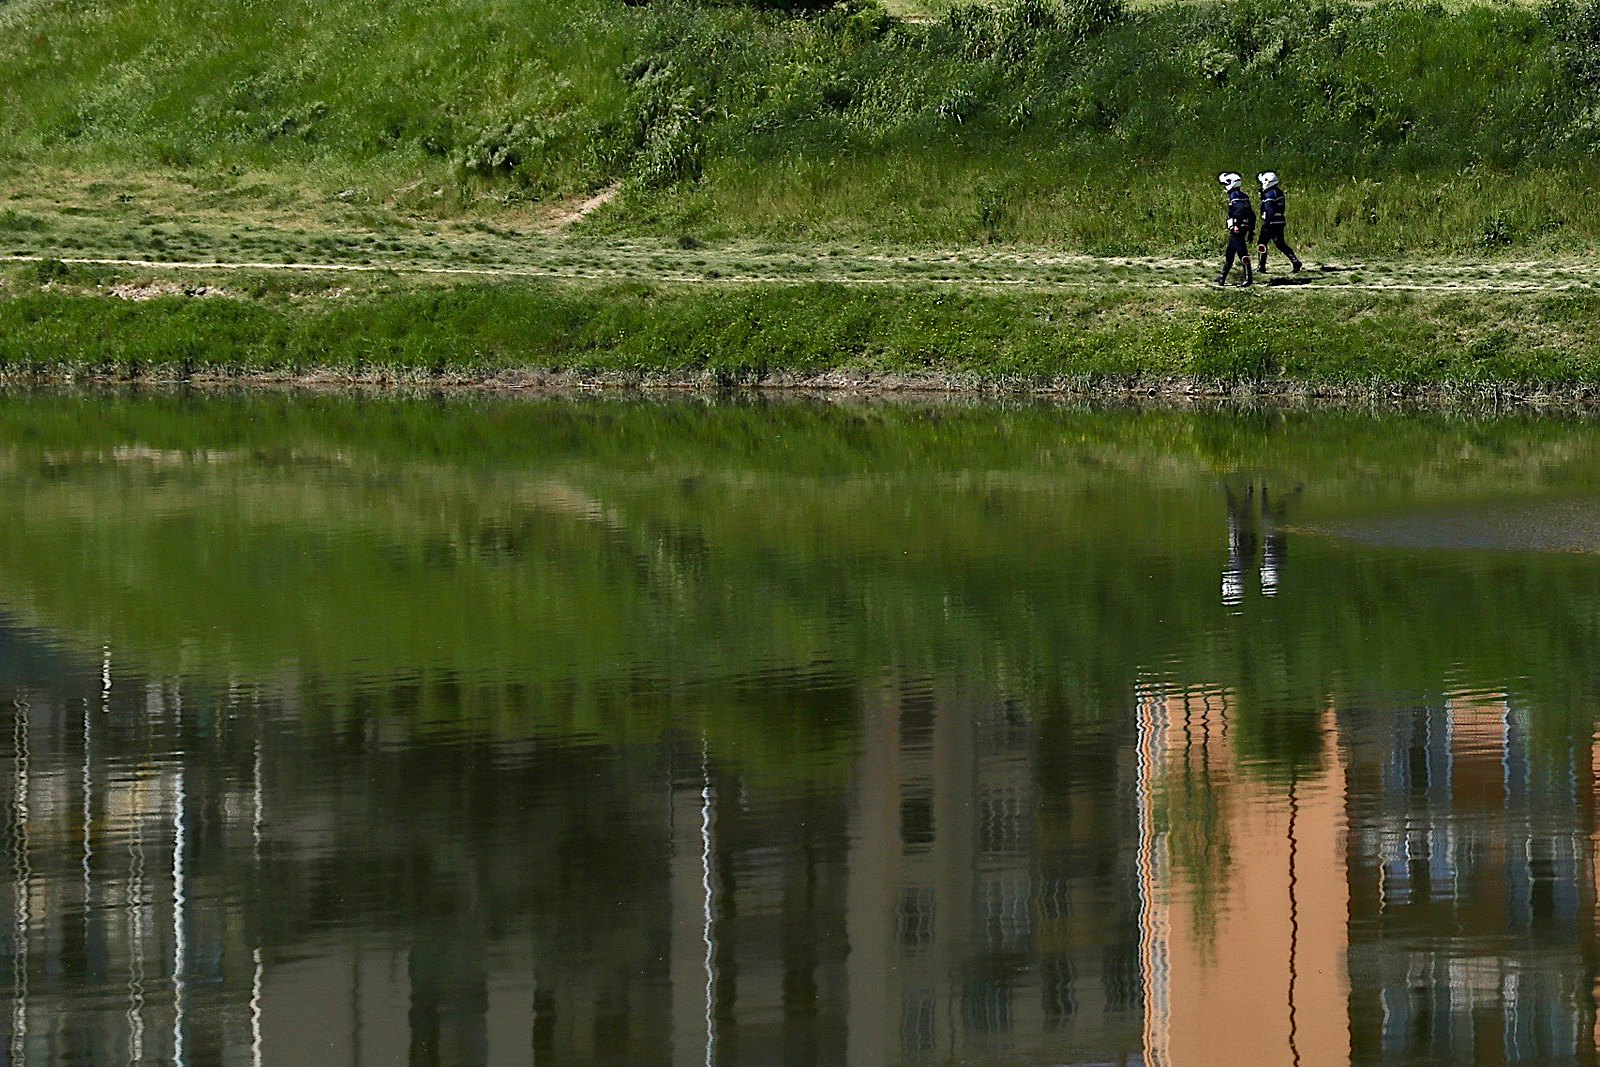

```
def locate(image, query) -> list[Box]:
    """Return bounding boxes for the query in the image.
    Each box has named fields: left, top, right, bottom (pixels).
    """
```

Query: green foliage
left=1479, top=214, right=1515, bottom=248
left=1186, top=307, right=1276, bottom=381
left=27, top=259, right=71, bottom=285
left=0, top=0, right=1596, bottom=250
left=2, top=277, right=1599, bottom=392
left=0, top=0, right=634, bottom=200
left=0, top=209, right=46, bottom=233
left=1547, top=0, right=1600, bottom=97
left=585, top=0, right=1590, bottom=249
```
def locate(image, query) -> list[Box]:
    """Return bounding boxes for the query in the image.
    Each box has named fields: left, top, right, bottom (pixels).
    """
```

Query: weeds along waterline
left=8, top=0, right=1600, bottom=258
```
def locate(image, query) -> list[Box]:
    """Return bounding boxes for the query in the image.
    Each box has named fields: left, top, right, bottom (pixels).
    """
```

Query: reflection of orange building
left=1135, top=686, right=1350, bottom=1067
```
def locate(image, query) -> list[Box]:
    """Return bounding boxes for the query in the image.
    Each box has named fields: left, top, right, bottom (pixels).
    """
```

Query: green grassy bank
left=8, top=0, right=1600, bottom=387
left=5, top=266, right=1599, bottom=396
left=9, top=0, right=1600, bottom=258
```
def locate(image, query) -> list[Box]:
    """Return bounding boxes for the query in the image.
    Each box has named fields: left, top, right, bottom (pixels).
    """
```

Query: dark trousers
left=1222, top=231, right=1252, bottom=279
left=1258, top=221, right=1298, bottom=267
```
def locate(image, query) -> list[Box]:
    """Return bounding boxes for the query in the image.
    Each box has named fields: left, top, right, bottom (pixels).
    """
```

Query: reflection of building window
left=1102, top=944, right=1141, bottom=1015
left=900, top=990, right=936, bottom=1058
left=978, top=787, right=1026, bottom=854
left=897, top=886, right=935, bottom=949
left=899, top=690, right=935, bottom=749
left=1041, top=955, right=1076, bottom=1019
left=979, top=876, right=1031, bottom=950
left=901, top=788, right=934, bottom=851
left=975, top=701, right=1030, bottom=756
left=1379, top=979, right=1412, bottom=1057
left=1038, top=876, right=1072, bottom=921
left=962, top=975, right=1013, bottom=1035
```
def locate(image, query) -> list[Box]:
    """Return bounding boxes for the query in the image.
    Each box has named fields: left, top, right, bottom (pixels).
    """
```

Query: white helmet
left=1258, top=171, right=1279, bottom=189
left=1217, top=172, right=1242, bottom=191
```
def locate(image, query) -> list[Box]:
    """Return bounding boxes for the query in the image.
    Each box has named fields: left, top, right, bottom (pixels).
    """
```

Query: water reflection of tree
left=1154, top=746, right=1232, bottom=955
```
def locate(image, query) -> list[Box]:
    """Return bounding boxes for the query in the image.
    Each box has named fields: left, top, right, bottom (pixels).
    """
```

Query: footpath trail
left=7, top=246, right=1600, bottom=295
left=3, top=209, right=1598, bottom=294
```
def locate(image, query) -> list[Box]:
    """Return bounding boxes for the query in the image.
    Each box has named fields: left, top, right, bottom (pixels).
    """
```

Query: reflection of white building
left=5, top=674, right=266, bottom=1067
left=1341, top=696, right=1596, bottom=1062
left=665, top=680, right=1146, bottom=1067
left=844, top=685, right=1043, bottom=1064
left=850, top=681, right=1146, bottom=1065
left=12, top=666, right=1148, bottom=1066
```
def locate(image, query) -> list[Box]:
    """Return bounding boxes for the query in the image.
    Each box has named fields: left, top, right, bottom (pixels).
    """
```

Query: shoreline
left=9, top=365, right=1600, bottom=413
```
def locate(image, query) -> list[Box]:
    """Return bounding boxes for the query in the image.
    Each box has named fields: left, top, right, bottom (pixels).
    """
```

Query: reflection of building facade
left=1134, top=685, right=1600, bottom=1066
left=7, top=653, right=1152, bottom=1067
left=5, top=666, right=269, bottom=1066
left=669, top=679, right=1146, bottom=1067
left=1341, top=696, right=1597, bottom=1063
left=839, top=682, right=1145, bottom=1066
left=12, top=634, right=1600, bottom=1065
left=1135, top=686, right=1350, bottom=1067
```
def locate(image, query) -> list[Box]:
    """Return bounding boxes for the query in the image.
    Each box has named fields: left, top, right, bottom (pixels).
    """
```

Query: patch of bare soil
left=108, top=281, right=228, bottom=301
left=540, top=183, right=621, bottom=231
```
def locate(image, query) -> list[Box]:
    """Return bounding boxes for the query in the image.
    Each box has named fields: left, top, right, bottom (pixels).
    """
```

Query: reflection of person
left=1259, top=484, right=1291, bottom=597
left=1223, top=484, right=1256, bottom=607
left=1215, top=173, right=1256, bottom=288
left=1223, top=482, right=1301, bottom=604
left=1255, top=172, right=1303, bottom=275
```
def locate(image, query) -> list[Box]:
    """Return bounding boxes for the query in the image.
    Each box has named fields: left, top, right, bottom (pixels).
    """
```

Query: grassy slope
left=608, top=0, right=1600, bottom=255
left=5, top=0, right=1600, bottom=387
left=0, top=0, right=631, bottom=206
left=7, top=0, right=1600, bottom=258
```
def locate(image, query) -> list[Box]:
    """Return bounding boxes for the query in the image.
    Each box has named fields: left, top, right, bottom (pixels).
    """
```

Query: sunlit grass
left=2, top=0, right=1599, bottom=258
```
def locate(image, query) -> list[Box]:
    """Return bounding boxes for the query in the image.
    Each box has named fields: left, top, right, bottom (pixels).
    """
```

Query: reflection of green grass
left=0, top=393, right=1599, bottom=782
left=1154, top=758, right=1232, bottom=951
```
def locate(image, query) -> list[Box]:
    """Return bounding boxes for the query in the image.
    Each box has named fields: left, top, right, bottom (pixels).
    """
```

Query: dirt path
left=538, top=182, right=622, bottom=232
left=5, top=246, right=1599, bottom=294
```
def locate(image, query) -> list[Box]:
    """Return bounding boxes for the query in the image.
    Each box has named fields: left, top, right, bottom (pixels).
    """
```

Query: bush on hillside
left=1548, top=0, right=1600, bottom=91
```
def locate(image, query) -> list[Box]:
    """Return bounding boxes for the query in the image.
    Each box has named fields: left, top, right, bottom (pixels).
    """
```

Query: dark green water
left=5, top=391, right=1600, bottom=1065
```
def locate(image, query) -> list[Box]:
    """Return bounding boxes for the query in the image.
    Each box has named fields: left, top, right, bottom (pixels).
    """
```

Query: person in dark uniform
left=1256, top=171, right=1302, bottom=274
left=1215, top=172, right=1254, bottom=287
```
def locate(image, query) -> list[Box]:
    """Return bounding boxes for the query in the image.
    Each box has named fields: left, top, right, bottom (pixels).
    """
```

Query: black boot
left=1240, top=260, right=1253, bottom=287
left=1257, top=251, right=1267, bottom=273
left=1290, top=256, right=1302, bottom=273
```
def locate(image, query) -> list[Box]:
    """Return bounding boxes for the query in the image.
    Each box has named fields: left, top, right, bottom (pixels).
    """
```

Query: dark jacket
left=1227, top=188, right=1256, bottom=237
left=1260, top=186, right=1286, bottom=226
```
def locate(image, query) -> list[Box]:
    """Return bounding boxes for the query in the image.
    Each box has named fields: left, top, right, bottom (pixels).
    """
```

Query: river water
left=4, top=390, right=1600, bottom=1065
